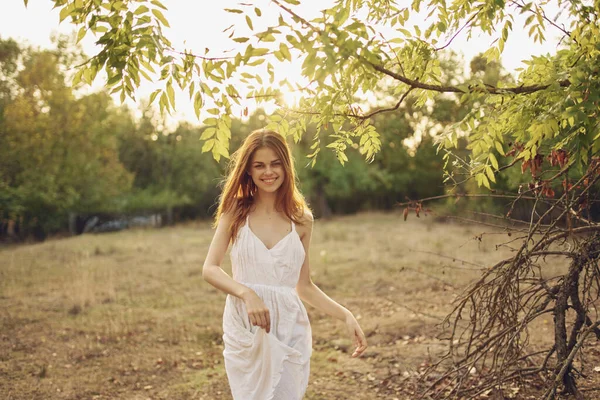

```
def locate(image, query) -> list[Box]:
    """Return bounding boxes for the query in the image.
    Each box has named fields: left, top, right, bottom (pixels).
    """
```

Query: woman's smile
left=261, top=177, right=278, bottom=185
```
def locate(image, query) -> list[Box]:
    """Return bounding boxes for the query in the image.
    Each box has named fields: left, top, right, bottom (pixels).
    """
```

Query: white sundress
left=222, top=215, right=312, bottom=400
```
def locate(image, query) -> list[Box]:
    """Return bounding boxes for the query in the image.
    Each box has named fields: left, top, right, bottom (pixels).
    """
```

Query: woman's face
left=248, top=146, right=285, bottom=194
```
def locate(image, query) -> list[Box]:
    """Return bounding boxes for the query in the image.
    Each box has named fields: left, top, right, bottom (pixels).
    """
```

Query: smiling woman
left=201, top=129, right=368, bottom=399
left=249, top=148, right=285, bottom=193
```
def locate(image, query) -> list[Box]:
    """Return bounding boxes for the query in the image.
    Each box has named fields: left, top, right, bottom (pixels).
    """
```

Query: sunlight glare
left=281, top=89, right=302, bottom=108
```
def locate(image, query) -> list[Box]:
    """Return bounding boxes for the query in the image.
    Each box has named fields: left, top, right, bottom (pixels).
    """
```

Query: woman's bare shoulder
left=304, top=208, right=314, bottom=222
left=297, top=208, right=314, bottom=226
left=217, top=208, right=236, bottom=226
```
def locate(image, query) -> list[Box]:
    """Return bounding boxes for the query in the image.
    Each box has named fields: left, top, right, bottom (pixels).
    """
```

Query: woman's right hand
left=241, top=289, right=271, bottom=333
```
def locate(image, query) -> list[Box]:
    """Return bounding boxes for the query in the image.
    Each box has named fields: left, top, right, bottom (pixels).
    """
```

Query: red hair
left=214, top=129, right=309, bottom=242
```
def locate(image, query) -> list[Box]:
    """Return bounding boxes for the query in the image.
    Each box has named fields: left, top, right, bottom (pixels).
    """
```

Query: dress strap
left=291, top=219, right=296, bottom=232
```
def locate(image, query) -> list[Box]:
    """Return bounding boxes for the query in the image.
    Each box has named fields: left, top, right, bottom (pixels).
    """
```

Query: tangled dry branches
left=416, top=162, right=600, bottom=399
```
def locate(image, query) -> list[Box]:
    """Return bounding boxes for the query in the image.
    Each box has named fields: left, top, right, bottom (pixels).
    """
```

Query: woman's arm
left=295, top=211, right=368, bottom=357
left=202, top=211, right=251, bottom=298
left=202, top=211, right=272, bottom=333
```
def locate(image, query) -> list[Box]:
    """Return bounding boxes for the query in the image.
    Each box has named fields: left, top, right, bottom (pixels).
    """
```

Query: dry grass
left=0, top=211, right=596, bottom=399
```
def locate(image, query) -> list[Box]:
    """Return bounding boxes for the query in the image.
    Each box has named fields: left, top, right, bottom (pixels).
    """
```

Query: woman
left=202, top=129, right=368, bottom=400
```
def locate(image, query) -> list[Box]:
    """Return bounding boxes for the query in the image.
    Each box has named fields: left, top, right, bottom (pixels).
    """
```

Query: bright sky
left=1, top=1, right=569, bottom=126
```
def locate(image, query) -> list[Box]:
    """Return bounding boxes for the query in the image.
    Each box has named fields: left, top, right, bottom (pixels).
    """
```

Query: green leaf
left=202, top=139, right=215, bottom=153
left=151, top=0, right=167, bottom=10
left=481, top=173, right=491, bottom=189
left=246, top=58, right=265, bottom=66
left=494, top=141, right=505, bottom=156
left=524, top=14, right=534, bottom=26
left=112, top=2, right=127, bottom=11
left=255, top=7, right=262, bottom=17
left=72, top=68, right=84, bottom=86
left=188, top=82, right=195, bottom=100
left=258, top=33, right=276, bottom=42
left=166, top=81, right=175, bottom=108
left=134, top=5, right=149, bottom=15
left=194, top=92, right=203, bottom=119
left=489, top=153, right=499, bottom=170
left=59, top=5, right=71, bottom=23
left=149, top=89, right=161, bottom=105
left=200, top=128, right=216, bottom=140
left=76, top=26, right=86, bottom=43
left=485, top=165, right=496, bottom=183
left=107, top=74, right=122, bottom=86
left=224, top=8, right=243, bottom=13
left=23, top=0, right=29, bottom=7
left=159, top=91, right=169, bottom=113
left=92, top=25, right=108, bottom=33
left=279, top=43, right=291, bottom=61
left=214, top=139, right=230, bottom=159
left=152, top=9, right=170, bottom=28
left=137, top=67, right=151, bottom=81
left=216, top=127, right=230, bottom=142
left=203, top=117, right=218, bottom=126
left=250, top=47, right=269, bottom=57
left=233, top=37, right=249, bottom=43
left=246, top=15, right=253, bottom=30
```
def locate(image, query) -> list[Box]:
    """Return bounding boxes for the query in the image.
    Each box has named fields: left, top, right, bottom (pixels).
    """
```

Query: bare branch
left=509, top=0, right=574, bottom=43
left=368, top=61, right=571, bottom=95
left=358, top=86, right=415, bottom=120
left=434, top=11, right=480, bottom=52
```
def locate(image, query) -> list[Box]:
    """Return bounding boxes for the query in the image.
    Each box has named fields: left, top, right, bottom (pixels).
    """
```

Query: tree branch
left=434, top=11, right=480, bottom=52
left=359, top=86, right=415, bottom=119
left=509, top=0, right=574, bottom=43
left=396, top=192, right=559, bottom=206
left=367, top=61, right=571, bottom=95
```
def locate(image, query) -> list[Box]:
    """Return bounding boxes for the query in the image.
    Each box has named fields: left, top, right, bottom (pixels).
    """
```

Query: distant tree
left=0, top=38, right=131, bottom=238
left=116, top=112, right=223, bottom=222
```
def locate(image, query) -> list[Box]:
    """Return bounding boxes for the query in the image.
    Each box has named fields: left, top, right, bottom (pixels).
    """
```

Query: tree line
left=1, top=35, right=549, bottom=242
left=1, top=37, right=478, bottom=241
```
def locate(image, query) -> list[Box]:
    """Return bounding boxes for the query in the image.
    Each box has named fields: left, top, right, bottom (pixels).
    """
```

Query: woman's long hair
left=214, top=129, right=309, bottom=242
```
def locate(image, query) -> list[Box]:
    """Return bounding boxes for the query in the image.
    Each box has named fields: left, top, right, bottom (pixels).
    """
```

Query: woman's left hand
left=345, top=313, right=367, bottom=358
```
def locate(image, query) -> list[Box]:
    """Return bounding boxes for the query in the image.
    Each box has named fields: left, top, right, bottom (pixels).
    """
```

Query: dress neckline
left=246, top=215, right=297, bottom=252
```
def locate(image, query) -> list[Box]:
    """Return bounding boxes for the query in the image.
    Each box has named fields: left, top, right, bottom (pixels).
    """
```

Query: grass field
left=1, top=211, right=597, bottom=399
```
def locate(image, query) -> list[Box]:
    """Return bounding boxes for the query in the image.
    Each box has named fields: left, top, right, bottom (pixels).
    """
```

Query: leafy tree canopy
left=38, top=0, right=600, bottom=186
